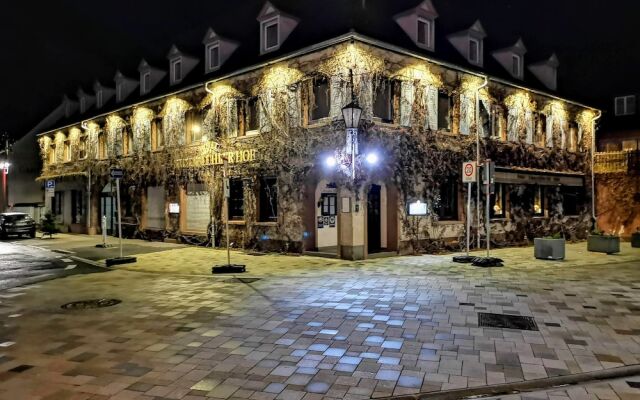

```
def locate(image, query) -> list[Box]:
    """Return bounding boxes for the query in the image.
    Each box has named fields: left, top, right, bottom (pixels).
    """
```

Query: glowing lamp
left=325, top=156, right=337, bottom=168
left=365, top=152, right=379, bottom=165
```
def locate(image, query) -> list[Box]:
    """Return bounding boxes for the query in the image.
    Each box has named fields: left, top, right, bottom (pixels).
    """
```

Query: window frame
left=258, top=176, right=278, bottom=222
left=142, top=72, right=151, bottom=94
left=561, top=186, right=584, bottom=216
left=262, top=17, right=280, bottom=52
left=96, top=90, right=103, bottom=108
left=373, top=79, right=397, bottom=123
left=512, top=54, right=522, bottom=78
left=63, top=140, right=71, bottom=162
left=53, top=191, right=63, bottom=216
left=615, top=95, right=636, bottom=116
left=48, top=143, right=56, bottom=164
left=320, top=193, right=337, bottom=217
left=468, top=38, right=480, bottom=65
left=490, top=183, right=507, bottom=219
left=151, top=118, right=164, bottom=151
left=78, top=135, right=88, bottom=160
left=416, top=17, right=432, bottom=48
left=227, top=178, right=245, bottom=221
left=309, top=75, right=330, bottom=122
left=436, top=177, right=458, bottom=221
left=532, top=186, right=545, bottom=217
left=97, top=132, right=107, bottom=159
left=172, top=58, right=183, bottom=83
left=437, top=91, right=452, bottom=132
left=206, top=42, right=220, bottom=71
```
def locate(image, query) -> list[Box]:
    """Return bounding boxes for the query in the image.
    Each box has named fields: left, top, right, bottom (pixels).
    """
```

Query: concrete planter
left=534, top=238, right=565, bottom=260
left=587, top=235, right=620, bottom=254
left=632, top=232, right=640, bottom=248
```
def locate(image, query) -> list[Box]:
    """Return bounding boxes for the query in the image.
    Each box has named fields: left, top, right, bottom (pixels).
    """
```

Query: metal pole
left=102, top=215, right=107, bottom=246
left=116, top=177, right=123, bottom=259
left=87, top=170, right=91, bottom=233
left=223, top=161, right=230, bottom=266
left=466, top=182, right=471, bottom=256
left=485, top=162, right=490, bottom=257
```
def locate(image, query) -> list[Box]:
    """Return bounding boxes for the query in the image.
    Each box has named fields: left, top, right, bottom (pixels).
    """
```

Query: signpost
left=462, top=161, right=477, bottom=255
left=45, top=179, right=55, bottom=198
left=483, top=160, right=495, bottom=257
left=104, top=168, right=136, bottom=267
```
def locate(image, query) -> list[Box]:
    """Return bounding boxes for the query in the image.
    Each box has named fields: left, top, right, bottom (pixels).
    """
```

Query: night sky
left=2, top=0, right=639, bottom=141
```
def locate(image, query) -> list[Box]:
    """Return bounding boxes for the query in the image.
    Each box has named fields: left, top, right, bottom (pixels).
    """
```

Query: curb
left=383, top=364, right=640, bottom=400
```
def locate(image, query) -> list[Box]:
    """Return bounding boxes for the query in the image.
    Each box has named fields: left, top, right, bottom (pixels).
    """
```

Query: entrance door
left=367, top=184, right=381, bottom=253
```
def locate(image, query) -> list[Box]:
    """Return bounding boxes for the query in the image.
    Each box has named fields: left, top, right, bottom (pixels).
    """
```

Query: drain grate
left=223, top=277, right=261, bottom=284
left=61, top=298, right=121, bottom=310
left=478, top=312, right=539, bottom=331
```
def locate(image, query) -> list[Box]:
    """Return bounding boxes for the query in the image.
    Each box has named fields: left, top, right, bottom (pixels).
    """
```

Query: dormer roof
left=257, top=1, right=299, bottom=55
left=76, top=87, right=95, bottom=114
left=394, top=0, right=438, bottom=51
left=92, top=80, right=115, bottom=109
left=202, top=28, right=240, bottom=73
left=492, top=38, right=527, bottom=80
left=138, top=59, right=167, bottom=96
left=166, top=45, right=199, bottom=86
left=529, top=53, right=559, bottom=91
left=114, top=71, right=139, bottom=103
left=448, top=20, right=486, bottom=67
left=61, top=95, right=79, bottom=119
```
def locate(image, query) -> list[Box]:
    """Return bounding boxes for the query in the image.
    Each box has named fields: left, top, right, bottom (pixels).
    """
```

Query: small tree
left=41, top=212, right=58, bottom=237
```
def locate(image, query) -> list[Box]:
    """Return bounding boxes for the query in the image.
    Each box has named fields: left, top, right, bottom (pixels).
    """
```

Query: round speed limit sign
left=462, top=161, right=476, bottom=183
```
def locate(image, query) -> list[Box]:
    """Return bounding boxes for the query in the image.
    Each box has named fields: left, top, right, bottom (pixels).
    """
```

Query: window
left=52, top=192, right=63, bottom=216
left=417, top=18, right=432, bottom=48
left=71, top=190, right=83, bottom=224
left=78, top=136, right=87, bottom=159
left=561, top=187, right=584, bottom=216
left=310, top=76, right=330, bottom=121
left=264, top=18, right=279, bottom=50
left=63, top=140, right=71, bottom=162
left=373, top=79, right=396, bottom=123
left=97, top=133, right=107, bottom=159
left=142, top=72, right=150, bottom=94
left=512, top=54, right=521, bottom=77
left=238, top=97, right=259, bottom=136
left=492, top=106, right=505, bottom=140
left=259, top=177, right=278, bottom=222
left=186, top=110, right=203, bottom=143
left=151, top=119, right=163, bottom=150
left=172, top=59, right=182, bottom=82
left=436, top=178, right=458, bottom=221
left=567, top=122, right=578, bottom=152
left=537, top=113, right=547, bottom=146
left=207, top=43, right=220, bottom=71
left=123, top=128, right=133, bottom=155
left=469, top=38, right=480, bottom=64
left=623, top=139, right=639, bottom=151
left=228, top=178, right=244, bottom=220
left=490, top=184, right=506, bottom=218
left=615, top=95, right=636, bottom=116
left=80, top=97, right=86, bottom=113
left=532, top=186, right=545, bottom=216
left=479, top=101, right=491, bottom=137
left=320, top=193, right=337, bottom=216
left=117, top=83, right=123, bottom=102
left=96, top=90, right=103, bottom=108
left=48, top=144, right=56, bottom=164
left=437, top=92, right=451, bottom=131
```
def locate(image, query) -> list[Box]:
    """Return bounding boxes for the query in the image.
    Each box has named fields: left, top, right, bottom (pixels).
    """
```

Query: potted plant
left=534, top=232, right=565, bottom=260
left=40, top=212, right=59, bottom=239
left=631, top=227, right=640, bottom=248
left=587, top=228, right=620, bottom=254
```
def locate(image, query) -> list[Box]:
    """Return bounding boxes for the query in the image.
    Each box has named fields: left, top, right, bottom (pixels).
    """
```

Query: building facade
left=36, top=2, right=598, bottom=259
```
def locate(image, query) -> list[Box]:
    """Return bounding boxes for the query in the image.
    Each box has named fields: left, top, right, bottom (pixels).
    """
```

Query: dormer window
left=80, top=97, right=86, bottom=113
left=116, top=84, right=123, bottom=102
left=469, top=39, right=480, bottom=64
left=417, top=18, right=432, bottom=48
left=615, top=95, right=636, bottom=116
left=142, top=72, right=150, bottom=95
left=512, top=54, right=522, bottom=77
left=207, top=42, right=220, bottom=71
left=96, top=90, right=103, bottom=108
left=263, top=17, right=279, bottom=51
left=172, top=59, right=182, bottom=82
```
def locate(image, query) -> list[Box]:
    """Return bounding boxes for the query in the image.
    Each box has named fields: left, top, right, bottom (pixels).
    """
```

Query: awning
left=494, top=167, right=584, bottom=187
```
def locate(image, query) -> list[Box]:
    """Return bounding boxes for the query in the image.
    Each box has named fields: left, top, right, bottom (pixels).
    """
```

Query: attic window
left=117, top=84, right=123, bottom=102
left=263, top=18, right=279, bottom=51
left=417, top=18, right=432, bottom=49
left=469, top=38, right=480, bottom=64
left=615, top=95, right=636, bottom=116
left=96, top=90, right=103, bottom=108
left=80, top=97, right=86, bottom=113
left=512, top=54, right=522, bottom=78
left=142, top=72, right=150, bottom=94
left=207, top=42, right=220, bottom=71
left=172, top=59, right=183, bottom=82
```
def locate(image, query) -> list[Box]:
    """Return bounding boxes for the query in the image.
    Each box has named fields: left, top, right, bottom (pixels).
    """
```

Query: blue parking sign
left=46, top=180, right=55, bottom=189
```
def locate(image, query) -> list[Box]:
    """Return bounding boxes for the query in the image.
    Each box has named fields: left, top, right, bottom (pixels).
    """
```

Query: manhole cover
left=223, top=278, right=261, bottom=284
left=61, top=299, right=122, bottom=310
left=478, top=312, right=539, bottom=331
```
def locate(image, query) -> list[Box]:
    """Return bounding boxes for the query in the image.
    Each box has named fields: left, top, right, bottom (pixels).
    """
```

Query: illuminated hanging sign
left=408, top=200, right=427, bottom=216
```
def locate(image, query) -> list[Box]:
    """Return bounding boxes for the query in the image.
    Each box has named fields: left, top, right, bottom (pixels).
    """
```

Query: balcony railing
left=594, top=150, right=640, bottom=174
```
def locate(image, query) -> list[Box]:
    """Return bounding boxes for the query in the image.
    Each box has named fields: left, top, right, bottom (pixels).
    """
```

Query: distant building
left=33, top=1, right=598, bottom=258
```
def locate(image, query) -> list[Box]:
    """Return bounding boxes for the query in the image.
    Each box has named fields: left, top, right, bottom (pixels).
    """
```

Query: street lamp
left=341, top=70, right=363, bottom=180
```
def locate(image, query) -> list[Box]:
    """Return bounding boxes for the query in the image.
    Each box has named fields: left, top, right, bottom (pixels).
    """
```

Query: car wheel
left=29, top=230, right=36, bottom=239
left=0, top=232, right=6, bottom=240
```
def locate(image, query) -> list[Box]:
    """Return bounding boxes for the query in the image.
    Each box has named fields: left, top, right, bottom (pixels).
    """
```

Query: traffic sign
left=462, top=161, right=476, bottom=183
left=46, top=180, right=55, bottom=189
left=110, top=168, right=124, bottom=179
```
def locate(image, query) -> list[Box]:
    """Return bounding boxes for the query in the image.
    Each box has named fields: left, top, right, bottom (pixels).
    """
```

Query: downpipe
left=475, top=76, right=488, bottom=248
left=591, top=110, right=602, bottom=228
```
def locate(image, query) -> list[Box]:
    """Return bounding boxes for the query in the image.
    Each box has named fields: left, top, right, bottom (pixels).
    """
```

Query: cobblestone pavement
left=0, top=240, right=638, bottom=399
left=483, top=376, right=640, bottom=400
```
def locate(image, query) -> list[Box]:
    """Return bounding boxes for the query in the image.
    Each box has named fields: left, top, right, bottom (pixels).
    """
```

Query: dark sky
left=2, top=0, right=639, bottom=141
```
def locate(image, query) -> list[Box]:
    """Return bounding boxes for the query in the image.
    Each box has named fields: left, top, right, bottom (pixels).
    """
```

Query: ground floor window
left=185, top=183, right=210, bottom=232
left=490, top=183, right=506, bottom=218
left=52, top=192, right=63, bottom=216
left=258, top=177, right=278, bottom=222
left=532, top=186, right=545, bottom=216
left=320, top=193, right=337, bottom=216
left=147, top=186, right=165, bottom=229
left=561, top=186, right=584, bottom=216
left=436, top=178, right=458, bottom=221
left=71, top=190, right=83, bottom=224
left=228, top=178, right=244, bottom=220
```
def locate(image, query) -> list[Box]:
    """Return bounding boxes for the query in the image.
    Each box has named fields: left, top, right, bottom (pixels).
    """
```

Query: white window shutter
left=577, top=124, right=583, bottom=148
left=400, top=81, right=414, bottom=126
left=460, top=94, right=473, bottom=135
left=258, top=92, right=272, bottom=133
left=329, top=76, right=346, bottom=119
left=358, top=77, right=373, bottom=121
left=525, top=110, right=534, bottom=144
left=559, top=118, right=567, bottom=149
left=287, top=87, right=301, bottom=128
left=545, top=113, right=554, bottom=147
left=426, top=85, right=438, bottom=130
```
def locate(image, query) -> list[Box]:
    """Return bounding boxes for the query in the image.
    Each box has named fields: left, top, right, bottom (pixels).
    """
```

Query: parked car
left=0, top=212, right=36, bottom=239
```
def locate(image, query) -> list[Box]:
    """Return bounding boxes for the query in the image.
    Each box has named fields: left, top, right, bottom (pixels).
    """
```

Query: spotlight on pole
left=365, top=152, right=379, bottom=166
left=325, top=155, right=337, bottom=168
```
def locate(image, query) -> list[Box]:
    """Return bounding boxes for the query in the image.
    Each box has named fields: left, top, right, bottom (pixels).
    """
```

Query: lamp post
left=0, top=161, right=9, bottom=212
left=341, top=70, right=363, bottom=180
